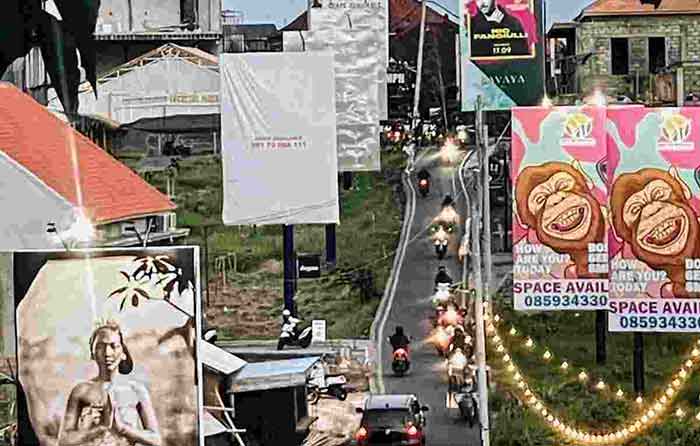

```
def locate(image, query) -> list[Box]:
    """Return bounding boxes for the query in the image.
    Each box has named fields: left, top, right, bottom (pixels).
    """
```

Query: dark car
left=354, top=394, right=429, bottom=446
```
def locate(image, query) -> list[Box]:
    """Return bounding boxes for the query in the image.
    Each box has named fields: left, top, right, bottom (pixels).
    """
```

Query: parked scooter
left=307, top=360, right=349, bottom=404
left=277, top=310, right=313, bottom=350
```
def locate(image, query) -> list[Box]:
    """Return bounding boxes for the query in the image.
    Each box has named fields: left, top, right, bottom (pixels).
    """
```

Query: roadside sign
left=312, top=320, right=327, bottom=342
left=297, top=253, right=322, bottom=279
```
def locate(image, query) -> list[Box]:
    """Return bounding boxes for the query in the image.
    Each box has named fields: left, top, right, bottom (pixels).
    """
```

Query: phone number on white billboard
left=514, top=280, right=610, bottom=311
left=609, top=299, right=700, bottom=332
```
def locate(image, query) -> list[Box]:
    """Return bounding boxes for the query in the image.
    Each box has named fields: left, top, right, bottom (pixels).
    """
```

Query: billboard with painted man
left=512, top=106, right=609, bottom=311
left=608, top=107, right=700, bottom=332
left=460, top=0, right=544, bottom=111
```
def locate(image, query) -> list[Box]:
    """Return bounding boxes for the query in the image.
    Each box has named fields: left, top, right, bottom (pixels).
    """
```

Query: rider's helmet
left=442, top=195, right=454, bottom=207
left=395, top=326, right=405, bottom=336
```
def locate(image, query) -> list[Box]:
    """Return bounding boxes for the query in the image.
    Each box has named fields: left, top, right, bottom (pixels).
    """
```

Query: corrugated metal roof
left=233, top=357, right=320, bottom=380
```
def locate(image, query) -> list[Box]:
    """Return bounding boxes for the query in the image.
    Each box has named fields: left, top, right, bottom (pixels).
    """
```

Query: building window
left=649, top=37, right=666, bottom=74
left=611, top=38, right=629, bottom=75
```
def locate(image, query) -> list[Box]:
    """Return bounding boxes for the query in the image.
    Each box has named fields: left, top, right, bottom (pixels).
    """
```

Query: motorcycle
left=391, top=347, right=410, bottom=376
left=455, top=365, right=479, bottom=427
left=434, top=238, right=448, bottom=260
left=307, top=361, right=348, bottom=404
left=418, top=178, right=430, bottom=197
left=433, top=325, right=454, bottom=357
left=437, top=305, right=466, bottom=328
left=277, top=319, right=313, bottom=350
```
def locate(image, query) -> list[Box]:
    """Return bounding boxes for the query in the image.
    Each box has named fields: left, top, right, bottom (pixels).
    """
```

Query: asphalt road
left=379, top=148, right=479, bottom=446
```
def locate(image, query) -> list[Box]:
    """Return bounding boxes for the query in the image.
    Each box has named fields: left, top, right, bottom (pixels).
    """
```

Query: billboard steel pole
left=411, top=0, right=428, bottom=131
left=283, top=224, right=296, bottom=315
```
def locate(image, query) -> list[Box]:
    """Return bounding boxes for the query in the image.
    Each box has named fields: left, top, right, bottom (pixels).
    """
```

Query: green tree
left=0, top=0, right=100, bottom=115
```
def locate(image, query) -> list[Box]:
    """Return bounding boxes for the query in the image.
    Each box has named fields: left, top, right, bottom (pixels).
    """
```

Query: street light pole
left=411, top=0, right=428, bottom=131
left=472, top=190, right=491, bottom=446
left=473, top=95, right=490, bottom=446
left=481, top=122, right=493, bottom=300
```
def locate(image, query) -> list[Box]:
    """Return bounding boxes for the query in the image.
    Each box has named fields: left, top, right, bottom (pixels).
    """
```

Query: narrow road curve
left=377, top=148, right=479, bottom=446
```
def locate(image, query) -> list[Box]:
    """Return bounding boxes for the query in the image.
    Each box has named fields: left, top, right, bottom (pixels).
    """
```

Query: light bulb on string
left=560, top=361, right=569, bottom=371
left=616, top=388, right=624, bottom=399
left=676, top=408, right=685, bottom=419
left=635, top=396, right=643, bottom=405
left=578, top=370, right=588, bottom=382
left=543, top=350, right=552, bottom=361
left=510, top=327, right=517, bottom=336
left=596, top=380, right=606, bottom=390
left=525, top=338, right=534, bottom=348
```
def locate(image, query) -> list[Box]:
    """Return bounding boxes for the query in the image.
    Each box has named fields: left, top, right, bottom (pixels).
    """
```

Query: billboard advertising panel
left=460, top=0, right=545, bottom=111
left=608, top=108, right=700, bottom=332
left=14, top=247, right=203, bottom=446
left=512, top=106, right=609, bottom=311
left=220, top=53, right=340, bottom=225
left=306, top=6, right=386, bottom=172
left=308, top=0, right=388, bottom=121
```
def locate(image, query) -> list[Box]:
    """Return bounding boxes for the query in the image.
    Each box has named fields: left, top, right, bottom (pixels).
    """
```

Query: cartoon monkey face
left=611, top=168, right=700, bottom=267
left=622, top=179, right=689, bottom=256
left=516, top=162, right=605, bottom=256
left=527, top=171, right=594, bottom=242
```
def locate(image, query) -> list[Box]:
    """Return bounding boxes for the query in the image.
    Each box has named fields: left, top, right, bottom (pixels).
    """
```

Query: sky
left=222, top=0, right=594, bottom=29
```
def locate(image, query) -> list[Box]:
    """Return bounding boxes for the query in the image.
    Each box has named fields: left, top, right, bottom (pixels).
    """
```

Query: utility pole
left=411, top=0, right=428, bottom=131
left=472, top=181, right=491, bottom=446
left=478, top=103, right=493, bottom=300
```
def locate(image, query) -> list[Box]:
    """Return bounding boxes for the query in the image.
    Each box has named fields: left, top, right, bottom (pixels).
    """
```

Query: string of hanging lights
left=484, top=305, right=700, bottom=445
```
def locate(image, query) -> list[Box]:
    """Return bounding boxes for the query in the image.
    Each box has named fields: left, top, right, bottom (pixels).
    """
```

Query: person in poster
left=15, top=249, right=202, bottom=446
left=58, top=320, right=161, bottom=446
left=469, top=0, right=530, bottom=59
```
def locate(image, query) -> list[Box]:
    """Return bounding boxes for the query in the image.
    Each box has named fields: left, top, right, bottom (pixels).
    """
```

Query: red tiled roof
left=580, top=0, right=700, bottom=18
left=0, top=82, right=176, bottom=224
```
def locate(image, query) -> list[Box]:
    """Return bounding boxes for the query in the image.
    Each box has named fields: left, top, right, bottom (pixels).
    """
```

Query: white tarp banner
left=307, top=0, right=387, bottom=172
left=220, top=53, right=340, bottom=225
left=306, top=27, right=383, bottom=171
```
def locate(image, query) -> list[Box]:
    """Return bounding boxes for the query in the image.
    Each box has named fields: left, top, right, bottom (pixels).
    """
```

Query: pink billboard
left=511, top=106, right=609, bottom=311
left=608, top=107, right=700, bottom=331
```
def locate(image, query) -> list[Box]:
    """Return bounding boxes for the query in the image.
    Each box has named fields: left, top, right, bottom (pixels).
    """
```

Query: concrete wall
left=98, top=0, right=181, bottom=32
left=576, top=15, right=700, bottom=99
left=97, top=0, right=220, bottom=33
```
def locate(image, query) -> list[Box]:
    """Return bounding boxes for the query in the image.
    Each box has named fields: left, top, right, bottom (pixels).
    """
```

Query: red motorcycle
left=391, top=347, right=410, bottom=376
left=418, top=178, right=430, bottom=197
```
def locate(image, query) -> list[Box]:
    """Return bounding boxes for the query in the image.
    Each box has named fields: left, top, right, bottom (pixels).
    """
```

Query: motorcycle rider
left=417, top=168, right=431, bottom=182
left=281, top=309, right=301, bottom=339
left=435, top=265, right=453, bottom=288
left=389, top=326, right=411, bottom=352
left=450, top=325, right=469, bottom=353
left=442, top=195, right=455, bottom=208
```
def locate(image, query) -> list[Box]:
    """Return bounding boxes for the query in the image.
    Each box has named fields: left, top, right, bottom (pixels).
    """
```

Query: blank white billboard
left=220, top=53, right=340, bottom=226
